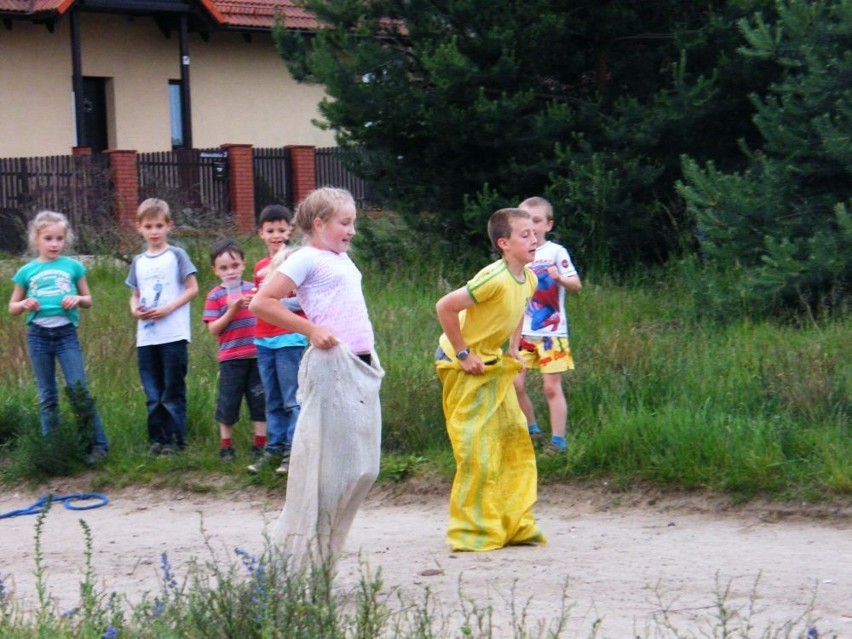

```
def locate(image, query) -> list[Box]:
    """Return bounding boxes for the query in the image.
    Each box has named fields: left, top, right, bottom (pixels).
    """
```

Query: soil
left=1, top=479, right=850, bottom=638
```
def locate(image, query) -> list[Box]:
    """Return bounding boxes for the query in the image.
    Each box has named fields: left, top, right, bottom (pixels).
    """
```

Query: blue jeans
left=256, top=345, right=303, bottom=454
left=26, top=323, right=109, bottom=450
left=137, top=340, right=188, bottom=448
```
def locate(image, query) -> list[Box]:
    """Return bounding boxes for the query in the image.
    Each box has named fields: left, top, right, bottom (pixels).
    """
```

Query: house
left=0, top=0, right=336, bottom=157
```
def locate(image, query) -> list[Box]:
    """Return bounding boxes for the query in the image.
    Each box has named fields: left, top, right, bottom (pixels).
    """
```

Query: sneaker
left=247, top=451, right=279, bottom=474
left=250, top=445, right=264, bottom=460
left=149, top=442, right=164, bottom=456
left=529, top=430, right=544, bottom=448
left=275, top=450, right=291, bottom=475
left=540, top=441, right=566, bottom=459
left=159, top=444, right=178, bottom=457
left=219, top=447, right=236, bottom=462
left=85, top=446, right=108, bottom=466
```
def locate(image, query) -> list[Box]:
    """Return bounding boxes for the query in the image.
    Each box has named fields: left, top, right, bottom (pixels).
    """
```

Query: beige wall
left=0, top=14, right=336, bottom=158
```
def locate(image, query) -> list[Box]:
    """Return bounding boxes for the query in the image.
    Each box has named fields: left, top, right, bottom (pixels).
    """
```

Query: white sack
left=273, top=345, right=384, bottom=570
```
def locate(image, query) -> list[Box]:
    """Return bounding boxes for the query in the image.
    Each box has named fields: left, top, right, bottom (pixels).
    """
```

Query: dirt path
left=1, top=482, right=850, bottom=638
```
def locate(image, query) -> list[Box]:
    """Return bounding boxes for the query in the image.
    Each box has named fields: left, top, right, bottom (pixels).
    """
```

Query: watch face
left=457, top=350, right=469, bottom=360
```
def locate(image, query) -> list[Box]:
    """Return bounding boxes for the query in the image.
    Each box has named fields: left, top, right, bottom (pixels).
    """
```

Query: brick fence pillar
left=286, top=145, right=316, bottom=206
left=105, top=149, right=139, bottom=228
left=221, top=143, right=255, bottom=233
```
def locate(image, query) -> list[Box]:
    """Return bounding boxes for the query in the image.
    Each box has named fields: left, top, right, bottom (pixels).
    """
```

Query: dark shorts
left=216, top=358, right=266, bottom=426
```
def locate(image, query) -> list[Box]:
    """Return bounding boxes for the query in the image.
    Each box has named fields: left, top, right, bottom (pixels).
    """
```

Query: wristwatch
left=456, top=348, right=470, bottom=361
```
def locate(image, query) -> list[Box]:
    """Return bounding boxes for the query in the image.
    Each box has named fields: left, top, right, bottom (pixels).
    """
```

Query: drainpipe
left=70, top=7, right=86, bottom=146
left=179, top=13, right=193, bottom=149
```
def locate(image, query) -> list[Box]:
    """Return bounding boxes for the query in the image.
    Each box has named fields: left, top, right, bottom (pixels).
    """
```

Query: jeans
left=256, top=345, right=303, bottom=454
left=137, top=340, right=188, bottom=448
left=26, top=323, right=109, bottom=450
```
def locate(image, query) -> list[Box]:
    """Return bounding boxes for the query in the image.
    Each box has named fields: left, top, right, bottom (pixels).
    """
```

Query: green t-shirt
left=12, top=256, right=86, bottom=326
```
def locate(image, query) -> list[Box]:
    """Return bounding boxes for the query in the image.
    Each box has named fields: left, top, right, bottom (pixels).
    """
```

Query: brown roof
left=0, top=0, right=319, bottom=30
left=215, top=0, right=318, bottom=30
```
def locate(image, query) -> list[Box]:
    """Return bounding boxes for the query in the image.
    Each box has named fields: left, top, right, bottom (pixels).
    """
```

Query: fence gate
left=137, top=148, right=230, bottom=228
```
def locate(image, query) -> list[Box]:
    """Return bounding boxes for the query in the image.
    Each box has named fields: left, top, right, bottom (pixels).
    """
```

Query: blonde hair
left=487, top=208, right=530, bottom=254
left=518, top=196, right=553, bottom=221
left=28, top=210, right=74, bottom=253
left=268, top=245, right=298, bottom=273
left=293, top=187, right=355, bottom=235
left=137, top=198, right=172, bottom=223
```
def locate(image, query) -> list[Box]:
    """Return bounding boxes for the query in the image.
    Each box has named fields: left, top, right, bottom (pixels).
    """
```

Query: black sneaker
left=250, top=445, right=264, bottom=460
left=85, top=446, right=108, bottom=466
left=219, top=447, right=236, bottom=462
left=247, top=451, right=279, bottom=474
left=149, top=442, right=164, bottom=456
left=275, top=449, right=291, bottom=475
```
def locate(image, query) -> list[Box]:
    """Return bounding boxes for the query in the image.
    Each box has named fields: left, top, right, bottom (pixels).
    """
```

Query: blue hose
left=0, top=493, right=110, bottom=519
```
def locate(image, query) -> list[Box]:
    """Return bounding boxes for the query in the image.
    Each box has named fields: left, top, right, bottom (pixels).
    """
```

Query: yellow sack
left=436, top=355, right=546, bottom=551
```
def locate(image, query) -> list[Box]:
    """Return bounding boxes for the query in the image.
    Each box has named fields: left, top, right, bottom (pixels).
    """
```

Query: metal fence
left=315, top=147, right=380, bottom=210
left=254, top=146, right=293, bottom=213
left=137, top=148, right=230, bottom=227
left=0, top=153, right=112, bottom=253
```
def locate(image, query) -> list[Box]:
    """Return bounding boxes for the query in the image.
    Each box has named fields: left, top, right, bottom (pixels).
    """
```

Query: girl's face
left=312, top=201, right=357, bottom=253
left=35, top=223, right=67, bottom=261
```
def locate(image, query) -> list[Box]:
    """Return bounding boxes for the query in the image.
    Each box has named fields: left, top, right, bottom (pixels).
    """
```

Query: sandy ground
left=1, top=481, right=850, bottom=638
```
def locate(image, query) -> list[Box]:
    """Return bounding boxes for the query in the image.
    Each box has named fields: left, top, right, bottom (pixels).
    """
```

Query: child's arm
left=8, top=284, right=39, bottom=315
left=435, top=286, right=485, bottom=375
left=129, top=288, right=146, bottom=319
left=546, top=266, right=582, bottom=293
left=507, top=317, right=525, bottom=363
left=250, top=271, right=337, bottom=349
left=206, top=297, right=243, bottom=336
left=140, top=274, right=199, bottom=321
left=61, top=276, right=93, bottom=310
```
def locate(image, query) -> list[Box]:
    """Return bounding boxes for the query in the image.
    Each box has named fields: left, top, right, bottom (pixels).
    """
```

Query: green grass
left=0, top=237, right=849, bottom=500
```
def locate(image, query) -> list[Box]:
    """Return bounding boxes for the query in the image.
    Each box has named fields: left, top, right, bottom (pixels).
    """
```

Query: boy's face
left=522, top=205, right=553, bottom=247
left=258, top=220, right=292, bottom=256
left=136, top=214, right=173, bottom=251
left=212, top=251, right=246, bottom=283
left=499, top=217, right=537, bottom=265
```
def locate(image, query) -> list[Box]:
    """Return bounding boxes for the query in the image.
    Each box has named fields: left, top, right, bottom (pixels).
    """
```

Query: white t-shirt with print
left=126, top=246, right=197, bottom=347
left=521, top=240, right=578, bottom=338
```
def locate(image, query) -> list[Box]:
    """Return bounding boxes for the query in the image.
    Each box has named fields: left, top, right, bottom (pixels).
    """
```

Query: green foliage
left=678, top=0, right=852, bottom=316
left=276, top=1, right=780, bottom=270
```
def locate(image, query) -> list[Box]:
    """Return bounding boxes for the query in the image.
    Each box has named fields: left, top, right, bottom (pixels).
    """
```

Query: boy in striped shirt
left=203, top=239, right=266, bottom=461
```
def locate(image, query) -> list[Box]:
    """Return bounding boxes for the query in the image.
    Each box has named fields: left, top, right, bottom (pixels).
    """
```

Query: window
left=169, top=81, right=184, bottom=148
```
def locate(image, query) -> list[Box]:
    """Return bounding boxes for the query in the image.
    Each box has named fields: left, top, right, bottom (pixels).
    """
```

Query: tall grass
left=0, top=235, right=849, bottom=499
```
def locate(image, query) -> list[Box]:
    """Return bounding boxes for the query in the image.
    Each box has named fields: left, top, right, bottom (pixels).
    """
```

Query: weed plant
left=0, top=503, right=833, bottom=638
left=0, top=228, right=849, bottom=499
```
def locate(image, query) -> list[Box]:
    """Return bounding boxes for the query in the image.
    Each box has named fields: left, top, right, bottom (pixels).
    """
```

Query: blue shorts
left=216, top=358, right=266, bottom=426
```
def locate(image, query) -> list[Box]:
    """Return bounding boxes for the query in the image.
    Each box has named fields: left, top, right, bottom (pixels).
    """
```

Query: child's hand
left=238, top=293, right=253, bottom=308
left=546, top=265, right=560, bottom=280
left=61, top=295, right=81, bottom=309
left=140, top=305, right=170, bottom=321
left=19, top=297, right=41, bottom=312
left=460, top=353, right=486, bottom=375
left=308, top=325, right=338, bottom=349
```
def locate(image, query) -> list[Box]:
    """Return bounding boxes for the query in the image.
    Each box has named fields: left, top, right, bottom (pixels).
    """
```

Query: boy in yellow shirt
left=434, top=208, right=546, bottom=552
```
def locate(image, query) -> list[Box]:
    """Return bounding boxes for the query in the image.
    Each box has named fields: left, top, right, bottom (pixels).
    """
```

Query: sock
left=254, top=434, right=267, bottom=448
left=551, top=435, right=567, bottom=450
left=221, top=438, right=233, bottom=449
left=528, top=423, right=542, bottom=435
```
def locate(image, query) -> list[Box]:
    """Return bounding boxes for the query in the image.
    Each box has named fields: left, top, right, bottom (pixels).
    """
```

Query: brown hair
left=137, top=198, right=172, bottom=223
left=293, top=187, right=355, bottom=235
left=487, top=208, right=530, bottom=254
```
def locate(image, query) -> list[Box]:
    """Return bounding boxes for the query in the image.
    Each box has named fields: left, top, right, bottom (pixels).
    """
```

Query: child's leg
left=26, top=324, right=61, bottom=436
left=541, top=372, right=567, bottom=439
left=246, top=359, right=267, bottom=448
left=273, top=346, right=304, bottom=450
left=55, top=326, right=109, bottom=451
left=512, top=367, right=537, bottom=428
left=138, top=344, right=168, bottom=445
left=257, top=345, right=286, bottom=455
left=158, top=340, right=189, bottom=448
